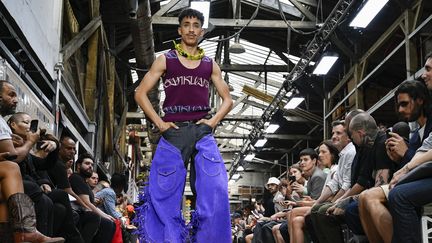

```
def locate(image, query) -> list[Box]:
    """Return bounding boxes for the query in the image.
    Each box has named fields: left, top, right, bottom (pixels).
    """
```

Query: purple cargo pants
left=135, top=132, right=231, bottom=243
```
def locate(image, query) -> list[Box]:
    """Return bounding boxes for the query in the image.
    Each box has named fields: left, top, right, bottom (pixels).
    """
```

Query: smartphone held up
left=30, top=120, right=38, bottom=133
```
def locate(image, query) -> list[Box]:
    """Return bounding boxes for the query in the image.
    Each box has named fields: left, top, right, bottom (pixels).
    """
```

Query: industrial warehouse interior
left=1, top=0, right=432, bottom=242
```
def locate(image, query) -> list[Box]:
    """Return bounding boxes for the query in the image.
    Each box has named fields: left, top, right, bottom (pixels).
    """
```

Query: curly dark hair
left=178, top=8, right=204, bottom=26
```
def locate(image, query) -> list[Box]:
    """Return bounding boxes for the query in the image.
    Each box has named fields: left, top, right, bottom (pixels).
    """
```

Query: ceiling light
left=265, top=124, right=280, bottom=133
left=232, top=173, right=241, bottom=180
left=313, top=54, right=339, bottom=75
left=284, top=97, right=304, bottom=109
left=229, top=35, right=246, bottom=54
left=237, top=165, right=245, bottom=171
left=244, top=153, right=256, bottom=162
left=254, top=139, right=267, bottom=147
left=190, top=0, right=210, bottom=28
left=349, top=0, right=389, bottom=28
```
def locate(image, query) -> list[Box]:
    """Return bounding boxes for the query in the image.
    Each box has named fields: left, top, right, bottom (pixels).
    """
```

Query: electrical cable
left=106, top=47, right=148, bottom=72
left=276, top=0, right=320, bottom=35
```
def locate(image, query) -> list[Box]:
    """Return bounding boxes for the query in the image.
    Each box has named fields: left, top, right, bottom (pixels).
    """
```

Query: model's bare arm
left=197, top=61, right=233, bottom=128
left=134, top=55, right=178, bottom=132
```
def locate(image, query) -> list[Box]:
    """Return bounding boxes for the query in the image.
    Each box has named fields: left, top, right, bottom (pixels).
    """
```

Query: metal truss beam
left=215, top=133, right=319, bottom=140
left=151, top=16, right=316, bottom=29
left=221, top=64, right=288, bottom=72
left=229, top=0, right=356, bottom=178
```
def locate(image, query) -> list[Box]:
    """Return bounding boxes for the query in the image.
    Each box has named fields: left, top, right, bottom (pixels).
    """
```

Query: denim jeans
left=137, top=123, right=231, bottom=243
left=388, top=177, right=432, bottom=243
left=344, top=200, right=364, bottom=235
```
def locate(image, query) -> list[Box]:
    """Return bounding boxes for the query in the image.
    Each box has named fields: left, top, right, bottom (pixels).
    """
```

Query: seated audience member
left=388, top=131, right=432, bottom=242
left=245, top=177, right=280, bottom=243
left=8, top=112, right=83, bottom=241
left=386, top=52, right=432, bottom=243
left=314, top=112, right=394, bottom=243
left=285, top=148, right=326, bottom=208
left=242, top=204, right=257, bottom=237
left=0, top=80, right=63, bottom=242
left=87, top=172, right=99, bottom=194
left=47, top=135, right=89, bottom=210
left=69, top=153, right=116, bottom=242
left=95, top=173, right=125, bottom=219
left=305, top=120, right=355, bottom=243
left=273, top=165, right=306, bottom=243
left=289, top=140, right=340, bottom=243
left=248, top=178, right=291, bottom=243
left=287, top=164, right=306, bottom=200
left=232, top=213, right=246, bottom=243
left=358, top=79, right=432, bottom=243
left=251, top=200, right=265, bottom=220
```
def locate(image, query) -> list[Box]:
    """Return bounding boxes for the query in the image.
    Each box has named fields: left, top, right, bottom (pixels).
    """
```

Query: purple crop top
left=162, top=49, right=213, bottom=122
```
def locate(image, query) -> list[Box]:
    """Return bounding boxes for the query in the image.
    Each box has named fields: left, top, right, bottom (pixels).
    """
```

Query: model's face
left=422, top=58, right=432, bottom=90
left=178, top=17, right=203, bottom=46
left=299, top=155, right=315, bottom=173
left=331, top=124, right=349, bottom=149
left=59, top=138, right=76, bottom=161
left=10, top=114, right=31, bottom=138
left=0, top=83, right=18, bottom=116
left=397, top=93, right=422, bottom=122
left=318, top=144, right=333, bottom=168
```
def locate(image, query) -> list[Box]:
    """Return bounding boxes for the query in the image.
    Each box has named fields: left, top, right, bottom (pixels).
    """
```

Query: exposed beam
left=223, top=115, right=260, bottom=121
left=61, top=16, right=102, bottom=62
left=292, top=0, right=317, bottom=7
left=153, top=0, right=182, bottom=17
left=125, top=112, right=314, bottom=124
left=221, top=64, right=287, bottom=72
left=254, top=0, right=302, bottom=17
left=151, top=16, right=316, bottom=29
left=215, top=133, right=319, bottom=140
left=329, top=13, right=405, bottom=99
left=329, top=35, right=355, bottom=60
left=289, top=0, right=316, bottom=21
left=231, top=71, right=284, bottom=88
left=232, top=94, right=267, bottom=109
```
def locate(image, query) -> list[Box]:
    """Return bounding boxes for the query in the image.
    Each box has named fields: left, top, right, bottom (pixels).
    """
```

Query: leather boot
left=8, top=193, right=65, bottom=243
left=0, top=222, right=13, bottom=243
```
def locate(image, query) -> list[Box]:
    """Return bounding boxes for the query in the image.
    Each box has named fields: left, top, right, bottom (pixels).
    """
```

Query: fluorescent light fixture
left=284, top=97, right=304, bottom=109
left=254, top=139, right=268, bottom=147
left=313, top=55, right=339, bottom=75
left=190, top=1, right=210, bottom=28
left=237, top=166, right=245, bottom=171
left=349, top=0, right=389, bottom=28
left=232, top=173, right=241, bottom=180
left=244, top=153, right=256, bottom=162
left=265, top=124, right=280, bottom=133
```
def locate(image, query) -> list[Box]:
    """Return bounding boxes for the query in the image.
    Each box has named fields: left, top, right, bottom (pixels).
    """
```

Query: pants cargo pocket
left=157, top=166, right=177, bottom=192
left=200, top=152, right=223, bottom=177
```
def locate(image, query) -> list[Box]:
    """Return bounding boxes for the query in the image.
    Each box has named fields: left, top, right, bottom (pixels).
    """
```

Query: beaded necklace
left=173, top=41, right=205, bottom=60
